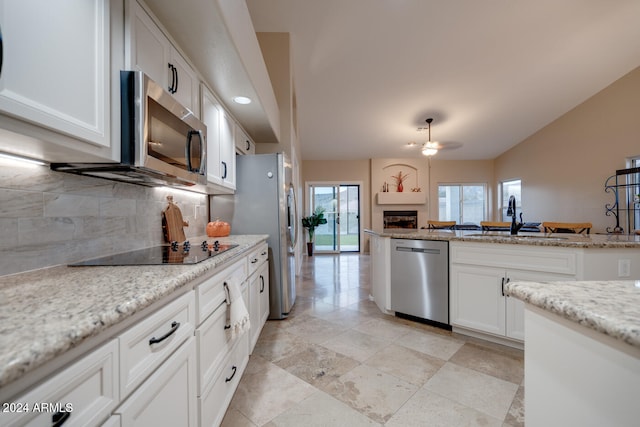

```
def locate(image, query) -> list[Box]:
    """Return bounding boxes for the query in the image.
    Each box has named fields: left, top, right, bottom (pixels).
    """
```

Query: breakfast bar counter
left=367, top=228, right=640, bottom=248
left=504, top=279, right=640, bottom=426
left=505, top=279, right=640, bottom=348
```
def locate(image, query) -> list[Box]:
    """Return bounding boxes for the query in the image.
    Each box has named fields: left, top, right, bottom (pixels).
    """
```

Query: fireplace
left=383, top=210, right=418, bottom=230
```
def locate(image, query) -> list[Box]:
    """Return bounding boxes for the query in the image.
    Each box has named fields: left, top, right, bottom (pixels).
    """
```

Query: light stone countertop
left=365, top=229, right=640, bottom=248
left=505, top=280, right=640, bottom=349
left=0, top=234, right=268, bottom=388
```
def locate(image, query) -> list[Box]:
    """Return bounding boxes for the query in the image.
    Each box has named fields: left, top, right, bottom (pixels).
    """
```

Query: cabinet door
left=116, top=338, right=197, bottom=427
left=219, top=109, right=236, bottom=190
left=128, top=2, right=198, bottom=115
left=504, top=269, right=574, bottom=341
left=169, top=48, right=199, bottom=117
left=201, top=85, right=222, bottom=185
left=196, top=301, right=230, bottom=395
left=0, top=0, right=111, bottom=148
left=198, top=334, right=249, bottom=427
left=234, top=125, right=254, bottom=155
left=450, top=264, right=506, bottom=336
left=258, top=262, right=270, bottom=327
left=370, top=234, right=391, bottom=312
left=129, top=0, right=170, bottom=89
left=248, top=263, right=268, bottom=353
left=248, top=270, right=261, bottom=353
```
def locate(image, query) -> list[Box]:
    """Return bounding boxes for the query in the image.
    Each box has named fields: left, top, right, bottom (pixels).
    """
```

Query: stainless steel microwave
left=51, top=71, right=207, bottom=190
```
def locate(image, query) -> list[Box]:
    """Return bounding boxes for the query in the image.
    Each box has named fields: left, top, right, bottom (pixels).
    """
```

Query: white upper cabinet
left=219, top=110, right=236, bottom=190
left=0, top=0, right=120, bottom=162
left=202, top=85, right=222, bottom=186
left=235, top=125, right=255, bottom=155
left=202, top=84, right=236, bottom=192
left=126, top=0, right=199, bottom=117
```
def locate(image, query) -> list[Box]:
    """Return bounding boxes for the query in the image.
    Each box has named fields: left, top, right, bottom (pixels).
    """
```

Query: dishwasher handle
left=395, top=246, right=440, bottom=254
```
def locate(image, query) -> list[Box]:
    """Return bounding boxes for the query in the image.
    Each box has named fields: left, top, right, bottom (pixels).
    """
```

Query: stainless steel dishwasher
left=390, top=239, right=449, bottom=327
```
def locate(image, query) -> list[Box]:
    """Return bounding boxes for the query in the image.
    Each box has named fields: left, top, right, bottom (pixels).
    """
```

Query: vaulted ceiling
left=246, top=0, right=640, bottom=160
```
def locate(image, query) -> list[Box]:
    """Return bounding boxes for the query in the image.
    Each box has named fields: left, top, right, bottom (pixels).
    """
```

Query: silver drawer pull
left=251, top=258, right=258, bottom=264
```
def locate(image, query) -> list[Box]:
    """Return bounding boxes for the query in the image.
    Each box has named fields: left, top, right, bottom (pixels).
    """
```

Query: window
left=501, top=179, right=522, bottom=221
left=438, top=184, right=486, bottom=224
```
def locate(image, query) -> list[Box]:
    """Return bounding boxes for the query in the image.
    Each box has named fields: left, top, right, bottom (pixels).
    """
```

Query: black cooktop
left=70, top=241, right=238, bottom=266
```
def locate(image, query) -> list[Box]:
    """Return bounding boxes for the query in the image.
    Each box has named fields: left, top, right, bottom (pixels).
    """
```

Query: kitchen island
left=367, top=229, right=640, bottom=347
left=0, top=234, right=268, bottom=426
left=505, top=280, right=640, bottom=427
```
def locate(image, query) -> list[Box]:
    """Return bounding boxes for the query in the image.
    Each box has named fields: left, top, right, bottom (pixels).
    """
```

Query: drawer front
left=197, top=258, right=247, bottom=324
left=1, top=340, right=118, bottom=427
left=119, top=291, right=195, bottom=400
left=450, top=241, right=578, bottom=276
left=247, top=242, right=268, bottom=277
left=198, top=334, right=249, bottom=427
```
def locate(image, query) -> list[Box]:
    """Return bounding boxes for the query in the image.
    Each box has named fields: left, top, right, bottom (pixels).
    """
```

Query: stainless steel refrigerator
left=210, top=153, right=298, bottom=319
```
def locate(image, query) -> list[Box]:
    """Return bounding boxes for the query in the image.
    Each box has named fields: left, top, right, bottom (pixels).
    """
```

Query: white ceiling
left=246, top=0, right=640, bottom=161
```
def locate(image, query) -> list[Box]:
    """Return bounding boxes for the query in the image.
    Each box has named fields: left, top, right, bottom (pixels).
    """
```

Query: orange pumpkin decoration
left=206, top=219, right=231, bottom=237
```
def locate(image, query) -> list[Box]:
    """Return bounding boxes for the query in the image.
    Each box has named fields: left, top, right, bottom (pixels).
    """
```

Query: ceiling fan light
left=422, top=146, right=438, bottom=156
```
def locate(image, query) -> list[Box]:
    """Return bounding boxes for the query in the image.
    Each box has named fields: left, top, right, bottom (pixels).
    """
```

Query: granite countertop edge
left=505, top=280, right=640, bottom=349
left=0, top=234, right=268, bottom=388
left=364, top=229, right=640, bottom=248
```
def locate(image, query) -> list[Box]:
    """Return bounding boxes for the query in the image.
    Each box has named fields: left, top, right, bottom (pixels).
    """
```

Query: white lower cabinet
left=115, top=338, right=197, bottom=427
left=198, top=334, right=249, bottom=427
left=369, top=233, right=391, bottom=312
left=249, top=262, right=269, bottom=352
left=449, top=241, right=577, bottom=343
left=1, top=340, right=119, bottom=427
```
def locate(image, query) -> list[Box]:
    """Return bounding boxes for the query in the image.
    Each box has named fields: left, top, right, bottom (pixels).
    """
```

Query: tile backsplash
left=0, top=159, right=208, bottom=276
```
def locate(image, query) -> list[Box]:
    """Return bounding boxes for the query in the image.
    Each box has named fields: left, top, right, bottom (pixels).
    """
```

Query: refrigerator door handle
left=289, top=182, right=298, bottom=248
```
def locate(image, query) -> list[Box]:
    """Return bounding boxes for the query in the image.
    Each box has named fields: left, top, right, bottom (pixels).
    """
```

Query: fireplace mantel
left=377, top=192, right=426, bottom=205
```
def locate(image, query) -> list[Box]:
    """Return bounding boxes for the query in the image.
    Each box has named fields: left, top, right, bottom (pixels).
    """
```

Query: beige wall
left=494, top=66, right=640, bottom=233
left=302, top=159, right=371, bottom=251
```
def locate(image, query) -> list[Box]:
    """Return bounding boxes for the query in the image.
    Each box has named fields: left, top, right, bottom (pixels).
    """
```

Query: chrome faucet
left=506, top=195, right=524, bottom=235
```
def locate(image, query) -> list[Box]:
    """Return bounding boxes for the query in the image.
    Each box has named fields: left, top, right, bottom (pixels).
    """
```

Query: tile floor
left=222, top=254, right=525, bottom=426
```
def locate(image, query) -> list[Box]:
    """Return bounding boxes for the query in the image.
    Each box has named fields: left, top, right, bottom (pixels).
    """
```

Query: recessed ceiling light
left=233, top=96, right=252, bottom=105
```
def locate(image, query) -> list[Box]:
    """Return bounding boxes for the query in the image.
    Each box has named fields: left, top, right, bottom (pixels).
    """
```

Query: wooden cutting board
left=162, top=196, right=188, bottom=243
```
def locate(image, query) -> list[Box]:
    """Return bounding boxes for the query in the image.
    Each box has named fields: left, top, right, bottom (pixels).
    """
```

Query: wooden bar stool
left=426, top=220, right=456, bottom=230
left=480, top=221, right=511, bottom=231
left=542, top=222, right=592, bottom=234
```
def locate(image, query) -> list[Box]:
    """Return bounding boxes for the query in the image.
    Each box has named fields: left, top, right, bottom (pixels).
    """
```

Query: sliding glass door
left=308, top=183, right=360, bottom=253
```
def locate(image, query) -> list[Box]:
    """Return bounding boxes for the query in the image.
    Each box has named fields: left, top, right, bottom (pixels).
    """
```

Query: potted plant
left=301, top=207, right=328, bottom=256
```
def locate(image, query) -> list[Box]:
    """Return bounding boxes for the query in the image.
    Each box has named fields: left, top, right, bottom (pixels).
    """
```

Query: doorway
left=307, top=183, right=361, bottom=253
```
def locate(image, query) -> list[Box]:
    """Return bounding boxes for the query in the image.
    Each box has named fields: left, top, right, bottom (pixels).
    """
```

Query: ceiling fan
left=409, top=118, right=462, bottom=156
